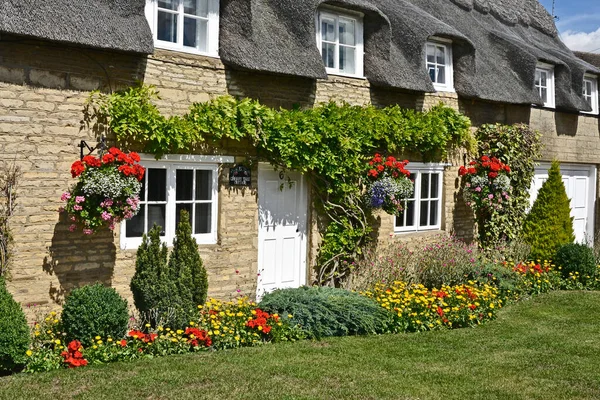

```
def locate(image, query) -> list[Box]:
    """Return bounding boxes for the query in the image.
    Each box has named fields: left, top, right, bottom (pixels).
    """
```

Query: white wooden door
left=530, top=163, right=596, bottom=244
left=257, top=165, right=308, bottom=298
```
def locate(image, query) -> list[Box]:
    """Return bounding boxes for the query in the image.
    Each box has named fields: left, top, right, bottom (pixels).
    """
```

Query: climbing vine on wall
left=474, top=124, right=542, bottom=245
left=86, top=85, right=474, bottom=285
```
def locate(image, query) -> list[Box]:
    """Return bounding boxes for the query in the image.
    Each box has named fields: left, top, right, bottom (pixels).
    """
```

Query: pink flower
left=58, top=207, right=65, bottom=213
left=73, top=205, right=83, bottom=211
left=70, top=216, right=77, bottom=222
left=75, top=196, right=85, bottom=204
left=61, top=192, right=71, bottom=201
left=101, top=211, right=112, bottom=221
left=69, top=224, right=77, bottom=232
left=103, top=199, right=114, bottom=207
left=474, top=187, right=482, bottom=192
left=488, top=194, right=494, bottom=199
left=83, top=229, right=93, bottom=235
left=108, top=223, right=116, bottom=230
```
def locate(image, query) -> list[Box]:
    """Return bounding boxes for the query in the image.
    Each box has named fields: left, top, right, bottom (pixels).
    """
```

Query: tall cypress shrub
left=168, top=210, right=208, bottom=308
left=131, top=211, right=208, bottom=329
left=522, top=160, right=574, bottom=261
left=130, top=224, right=181, bottom=326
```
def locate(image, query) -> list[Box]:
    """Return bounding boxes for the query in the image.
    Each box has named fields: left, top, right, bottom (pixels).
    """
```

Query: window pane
left=184, top=17, right=208, bottom=51
left=428, top=65, right=436, bottom=82
left=196, top=170, right=212, bottom=200
left=322, top=42, right=335, bottom=68
left=184, top=0, right=208, bottom=16
left=148, top=204, right=166, bottom=235
left=426, top=45, right=435, bottom=63
left=420, top=201, right=429, bottom=226
left=157, top=11, right=177, bottom=43
left=176, top=170, right=194, bottom=201
left=148, top=169, right=167, bottom=202
left=158, top=0, right=177, bottom=10
left=126, top=205, right=145, bottom=237
left=540, top=72, right=547, bottom=87
left=421, top=173, right=430, bottom=199
left=405, top=200, right=415, bottom=226
left=437, top=66, right=446, bottom=84
left=139, top=174, right=146, bottom=201
left=535, top=71, right=541, bottom=87
left=195, top=203, right=212, bottom=234
left=176, top=203, right=193, bottom=227
left=436, top=46, right=445, bottom=64
left=430, top=200, right=439, bottom=226
left=430, top=173, right=439, bottom=198
left=395, top=209, right=406, bottom=227
left=321, top=18, right=335, bottom=42
left=584, top=81, right=592, bottom=96
left=541, top=88, right=548, bottom=103
left=339, top=46, right=355, bottom=74
left=339, top=19, right=355, bottom=45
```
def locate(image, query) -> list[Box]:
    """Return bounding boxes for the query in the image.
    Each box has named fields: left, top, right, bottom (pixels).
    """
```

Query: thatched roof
left=220, top=0, right=600, bottom=112
left=0, top=0, right=153, bottom=54
left=575, top=52, right=600, bottom=69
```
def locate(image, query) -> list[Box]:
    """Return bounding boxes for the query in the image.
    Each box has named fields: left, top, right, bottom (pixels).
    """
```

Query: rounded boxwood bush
left=0, top=277, right=30, bottom=373
left=62, top=284, right=129, bottom=344
left=258, top=286, right=392, bottom=339
left=554, top=243, right=597, bottom=279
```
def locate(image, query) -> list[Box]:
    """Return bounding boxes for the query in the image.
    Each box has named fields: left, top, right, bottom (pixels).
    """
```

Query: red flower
left=368, top=169, right=379, bottom=178
left=458, top=166, right=467, bottom=176
left=467, top=168, right=476, bottom=174
left=376, top=165, right=385, bottom=172
left=436, top=306, right=444, bottom=317
left=469, top=304, right=477, bottom=310
left=67, top=340, right=81, bottom=353
left=120, top=339, right=127, bottom=347
left=129, top=152, right=141, bottom=163
left=70, top=161, right=85, bottom=178
left=108, top=147, right=122, bottom=156
left=488, top=172, right=498, bottom=179
left=82, top=155, right=101, bottom=168
left=102, top=153, right=115, bottom=164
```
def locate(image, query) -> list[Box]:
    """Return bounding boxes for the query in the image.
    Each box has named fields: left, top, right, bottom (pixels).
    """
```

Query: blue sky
left=539, top=0, right=600, bottom=52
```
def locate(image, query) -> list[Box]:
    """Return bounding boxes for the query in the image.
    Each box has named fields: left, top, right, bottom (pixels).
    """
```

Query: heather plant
left=522, top=160, right=574, bottom=261
left=349, top=235, right=481, bottom=290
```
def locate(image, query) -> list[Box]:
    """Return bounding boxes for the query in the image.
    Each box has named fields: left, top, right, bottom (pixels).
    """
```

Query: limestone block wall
left=3, top=36, right=556, bottom=314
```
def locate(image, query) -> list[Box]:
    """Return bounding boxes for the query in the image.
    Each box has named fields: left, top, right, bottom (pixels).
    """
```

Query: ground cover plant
left=0, top=277, right=29, bottom=373
left=259, top=286, right=392, bottom=339
left=2, top=291, right=600, bottom=400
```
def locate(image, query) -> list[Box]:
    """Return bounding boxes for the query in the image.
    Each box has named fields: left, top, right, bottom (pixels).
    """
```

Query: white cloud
left=560, top=28, right=600, bottom=53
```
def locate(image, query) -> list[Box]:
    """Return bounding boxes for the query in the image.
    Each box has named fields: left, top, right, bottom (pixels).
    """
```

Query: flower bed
left=24, top=297, right=303, bottom=372
left=363, top=281, right=502, bottom=332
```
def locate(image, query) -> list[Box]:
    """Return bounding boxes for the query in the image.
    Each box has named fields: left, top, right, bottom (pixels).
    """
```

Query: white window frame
left=120, top=154, right=234, bottom=250
left=394, top=163, right=445, bottom=234
left=145, top=0, right=220, bottom=57
left=315, top=7, right=364, bottom=78
left=582, top=74, right=599, bottom=115
left=426, top=38, right=454, bottom=92
left=535, top=62, right=555, bottom=109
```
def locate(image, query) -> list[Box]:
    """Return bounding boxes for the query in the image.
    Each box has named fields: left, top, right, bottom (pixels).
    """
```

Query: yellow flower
left=189, top=321, right=196, bottom=326
left=54, top=339, right=61, bottom=345
left=97, top=340, right=103, bottom=345
left=95, top=336, right=101, bottom=340
left=26, top=350, right=33, bottom=357
left=145, top=323, right=151, bottom=328
left=158, top=326, right=164, bottom=331
left=34, top=331, right=40, bottom=337
left=176, top=329, right=184, bottom=335
left=93, top=345, right=98, bottom=349
left=107, top=338, right=113, bottom=342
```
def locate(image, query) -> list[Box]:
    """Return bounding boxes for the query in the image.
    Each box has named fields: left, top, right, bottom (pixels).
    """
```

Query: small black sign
left=229, top=165, right=251, bottom=187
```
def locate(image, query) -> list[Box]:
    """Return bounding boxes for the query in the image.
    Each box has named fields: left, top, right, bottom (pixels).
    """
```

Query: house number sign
left=229, top=165, right=251, bottom=187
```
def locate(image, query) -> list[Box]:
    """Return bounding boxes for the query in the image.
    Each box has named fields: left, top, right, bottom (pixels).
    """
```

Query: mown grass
left=1, top=291, right=599, bottom=400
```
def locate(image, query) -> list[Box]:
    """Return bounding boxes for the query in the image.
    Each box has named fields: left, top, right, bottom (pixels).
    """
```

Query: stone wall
left=2, top=36, right=599, bottom=316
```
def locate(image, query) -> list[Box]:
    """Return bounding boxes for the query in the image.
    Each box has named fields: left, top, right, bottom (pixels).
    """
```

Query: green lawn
left=2, top=291, right=600, bottom=400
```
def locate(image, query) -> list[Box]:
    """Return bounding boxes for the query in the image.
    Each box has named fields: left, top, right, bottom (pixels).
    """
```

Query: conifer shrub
left=61, top=284, right=129, bottom=345
left=554, top=242, right=597, bottom=280
left=258, top=286, right=392, bottom=339
left=522, top=160, right=574, bottom=261
left=0, top=277, right=30, bottom=373
left=130, top=210, right=208, bottom=328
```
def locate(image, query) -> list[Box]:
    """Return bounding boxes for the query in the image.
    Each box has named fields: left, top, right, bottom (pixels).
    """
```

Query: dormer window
left=426, top=39, right=454, bottom=92
left=145, top=0, right=219, bottom=57
left=583, top=74, right=599, bottom=115
left=535, top=63, right=555, bottom=108
left=316, top=8, right=364, bottom=78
